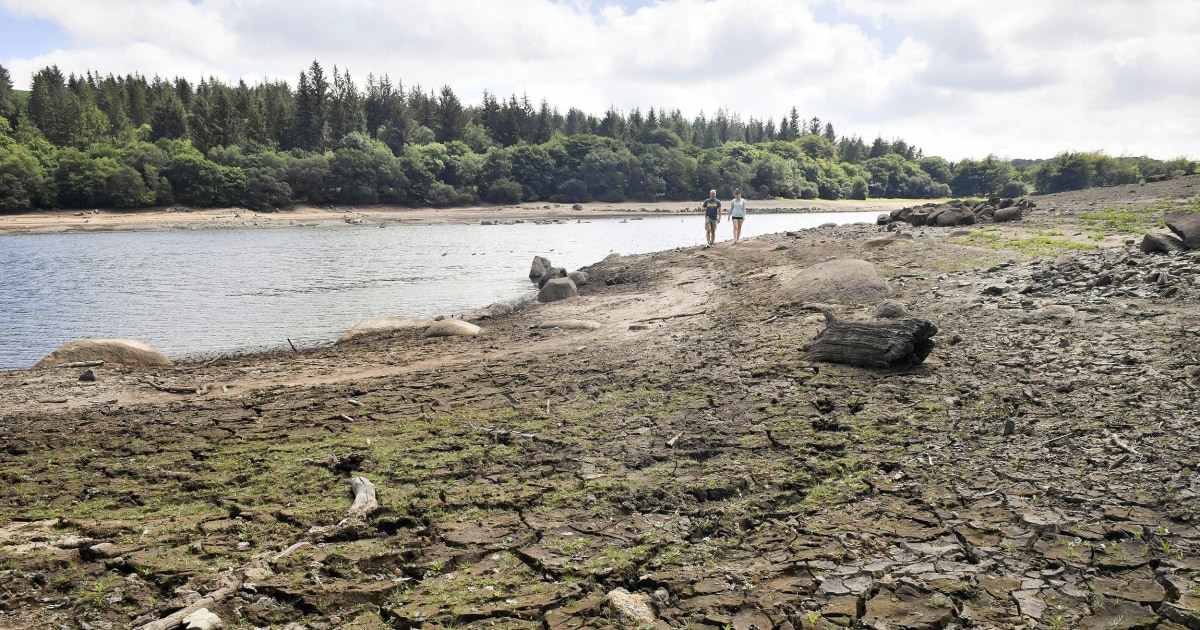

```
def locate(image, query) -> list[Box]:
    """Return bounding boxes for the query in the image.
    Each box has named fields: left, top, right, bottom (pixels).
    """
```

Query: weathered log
left=802, top=311, right=938, bottom=369
left=137, top=578, right=239, bottom=630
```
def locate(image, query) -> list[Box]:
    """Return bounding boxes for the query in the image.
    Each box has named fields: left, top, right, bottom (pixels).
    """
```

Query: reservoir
left=0, top=211, right=879, bottom=370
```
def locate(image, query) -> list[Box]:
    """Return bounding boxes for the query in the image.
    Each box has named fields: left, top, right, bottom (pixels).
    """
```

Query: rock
left=993, top=206, right=1023, bottom=222
left=876, top=213, right=892, bottom=225
left=873, top=300, right=908, bottom=319
left=1140, top=232, right=1186, bottom=254
left=1164, top=211, right=1200, bottom=248
left=538, top=266, right=568, bottom=288
left=35, top=338, right=173, bottom=368
left=537, top=277, right=578, bottom=303
left=338, top=316, right=433, bottom=342
left=529, top=256, right=552, bottom=280
left=606, top=588, right=656, bottom=627
left=183, top=607, right=223, bottom=629
left=424, top=319, right=481, bottom=338
left=78, top=369, right=97, bottom=382
left=243, top=567, right=273, bottom=582
left=568, top=270, right=589, bottom=287
left=780, top=259, right=890, bottom=305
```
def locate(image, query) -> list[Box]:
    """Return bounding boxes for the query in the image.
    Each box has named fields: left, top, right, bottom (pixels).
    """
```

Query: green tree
left=0, top=141, right=52, bottom=211
left=294, top=61, right=329, bottom=152
left=0, top=64, right=19, bottom=128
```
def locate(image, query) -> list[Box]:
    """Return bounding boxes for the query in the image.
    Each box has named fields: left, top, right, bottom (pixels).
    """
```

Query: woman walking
left=729, top=189, right=746, bottom=243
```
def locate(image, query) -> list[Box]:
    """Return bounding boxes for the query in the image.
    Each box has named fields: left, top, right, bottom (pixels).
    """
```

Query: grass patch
left=951, top=227, right=1096, bottom=256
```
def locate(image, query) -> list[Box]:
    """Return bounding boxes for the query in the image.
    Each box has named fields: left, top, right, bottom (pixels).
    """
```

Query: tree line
left=0, top=61, right=1194, bottom=213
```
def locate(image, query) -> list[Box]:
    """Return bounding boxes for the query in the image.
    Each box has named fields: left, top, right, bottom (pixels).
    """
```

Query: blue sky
left=1, top=0, right=1197, bottom=161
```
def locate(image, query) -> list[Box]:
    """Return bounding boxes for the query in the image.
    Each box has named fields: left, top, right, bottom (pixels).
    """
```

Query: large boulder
left=538, top=266, right=568, bottom=288
left=568, top=270, right=589, bottom=287
left=529, top=256, right=552, bottom=280
left=35, top=338, right=173, bottom=368
left=1140, top=232, right=1187, bottom=254
left=338, top=316, right=433, bottom=343
left=993, top=206, right=1023, bottom=222
left=537, top=277, right=578, bottom=303
left=424, top=319, right=481, bottom=338
left=781, top=259, right=889, bottom=305
left=1164, top=211, right=1200, bottom=249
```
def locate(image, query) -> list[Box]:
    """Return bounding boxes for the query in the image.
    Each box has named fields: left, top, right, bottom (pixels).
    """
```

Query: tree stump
left=802, top=311, right=938, bottom=369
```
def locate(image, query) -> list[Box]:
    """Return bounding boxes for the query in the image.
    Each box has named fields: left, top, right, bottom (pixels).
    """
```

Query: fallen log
left=802, top=311, right=938, bottom=369
left=137, top=578, right=239, bottom=630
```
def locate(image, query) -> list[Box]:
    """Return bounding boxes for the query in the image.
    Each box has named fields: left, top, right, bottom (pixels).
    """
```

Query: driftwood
left=308, top=476, right=379, bottom=540
left=137, top=578, right=239, bottom=630
left=139, top=476, right=378, bottom=629
left=802, top=310, right=938, bottom=369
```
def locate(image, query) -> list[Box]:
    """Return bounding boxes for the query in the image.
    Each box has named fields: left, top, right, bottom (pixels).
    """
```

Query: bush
left=483, top=178, right=523, bottom=204
left=999, top=180, right=1029, bottom=198
left=553, top=178, right=590, bottom=203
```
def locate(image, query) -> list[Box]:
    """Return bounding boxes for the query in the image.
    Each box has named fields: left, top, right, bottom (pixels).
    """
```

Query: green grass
left=951, top=227, right=1096, bottom=256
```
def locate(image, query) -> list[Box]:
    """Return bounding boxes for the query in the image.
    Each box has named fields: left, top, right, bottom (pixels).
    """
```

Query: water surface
left=0, top=211, right=879, bottom=369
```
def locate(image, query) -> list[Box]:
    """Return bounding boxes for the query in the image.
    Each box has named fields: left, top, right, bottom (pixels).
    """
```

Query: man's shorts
left=705, top=216, right=718, bottom=230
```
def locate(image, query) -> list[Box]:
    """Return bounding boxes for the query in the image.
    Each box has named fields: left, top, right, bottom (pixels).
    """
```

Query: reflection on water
left=0, top=211, right=880, bottom=369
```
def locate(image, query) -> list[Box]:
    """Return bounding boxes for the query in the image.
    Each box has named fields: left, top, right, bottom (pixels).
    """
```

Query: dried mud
left=2, top=176, right=1199, bottom=629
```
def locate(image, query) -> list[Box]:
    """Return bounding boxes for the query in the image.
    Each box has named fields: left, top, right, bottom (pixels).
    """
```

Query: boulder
left=873, top=300, right=908, bottom=319
left=35, top=338, right=172, bottom=368
left=606, top=588, right=656, bottom=627
left=529, top=256, right=552, bottom=280
left=567, top=270, right=589, bottom=287
left=538, top=266, right=568, bottom=288
left=537, top=277, right=578, bottom=303
left=1139, top=232, right=1186, bottom=254
left=993, top=206, right=1023, bottom=222
left=338, top=316, right=433, bottom=343
left=424, top=319, right=481, bottom=338
left=781, top=259, right=889, bottom=305
left=1164, top=211, right=1200, bottom=249
left=182, top=608, right=224, bottom=630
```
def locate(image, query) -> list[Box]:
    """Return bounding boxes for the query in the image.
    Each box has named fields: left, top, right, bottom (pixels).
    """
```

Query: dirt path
left=1, top=177, right=1198, bottom=629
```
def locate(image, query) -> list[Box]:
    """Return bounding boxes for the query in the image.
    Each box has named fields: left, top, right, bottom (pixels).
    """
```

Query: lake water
left=0, top=211, right=880, bottom=370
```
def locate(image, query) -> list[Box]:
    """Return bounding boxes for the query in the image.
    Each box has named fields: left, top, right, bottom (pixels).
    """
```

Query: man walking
left=702, top=189, right=721, bottom=247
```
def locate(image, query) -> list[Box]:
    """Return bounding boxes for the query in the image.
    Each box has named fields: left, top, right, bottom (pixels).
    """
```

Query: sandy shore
left=0, top=198, right=915, bottom=235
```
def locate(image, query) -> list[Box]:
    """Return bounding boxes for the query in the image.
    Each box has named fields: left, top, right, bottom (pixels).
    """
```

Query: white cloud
left=1, top=0, right=1197, bottom=160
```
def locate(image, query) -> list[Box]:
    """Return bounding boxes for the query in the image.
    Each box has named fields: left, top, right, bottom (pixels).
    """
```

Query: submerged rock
left=35, top=338, right=173, bottom=368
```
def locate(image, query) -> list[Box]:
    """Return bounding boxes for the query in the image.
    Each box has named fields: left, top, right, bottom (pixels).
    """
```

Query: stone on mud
left=781, top=259, right=889, bottom=305
left=606, top=587, right=656, bottom=627
left=537, top=277, right=578, bottom=303
left=1140, top=231, right=1187, bottom=254
left=338, top=316, right=434, bottom=342
left=568, top=270, right=589, bottom=287
left=529, top=255, right=552, bottom=280
left=182, top=607, right=223, bottom=629
left=35, top=338, right=173, bottom=368
left=424, top=319, right=481, bottom=338
left=538, top=266, right=568, bottom=288
left=1165, top=210, right=1200, bottom=249
left=993, top=206, right=1023, bottom=222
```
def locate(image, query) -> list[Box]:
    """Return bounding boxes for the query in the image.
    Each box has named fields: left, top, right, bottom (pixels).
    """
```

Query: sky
left=1, top=0, right=1197, bottom=162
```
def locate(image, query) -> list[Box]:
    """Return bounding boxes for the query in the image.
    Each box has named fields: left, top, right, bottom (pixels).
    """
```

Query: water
left=0, top=211, right=879, bottom=370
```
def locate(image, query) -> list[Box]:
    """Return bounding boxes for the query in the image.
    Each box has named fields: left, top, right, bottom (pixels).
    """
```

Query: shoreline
left=0, top=198, right=913, bottom=235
